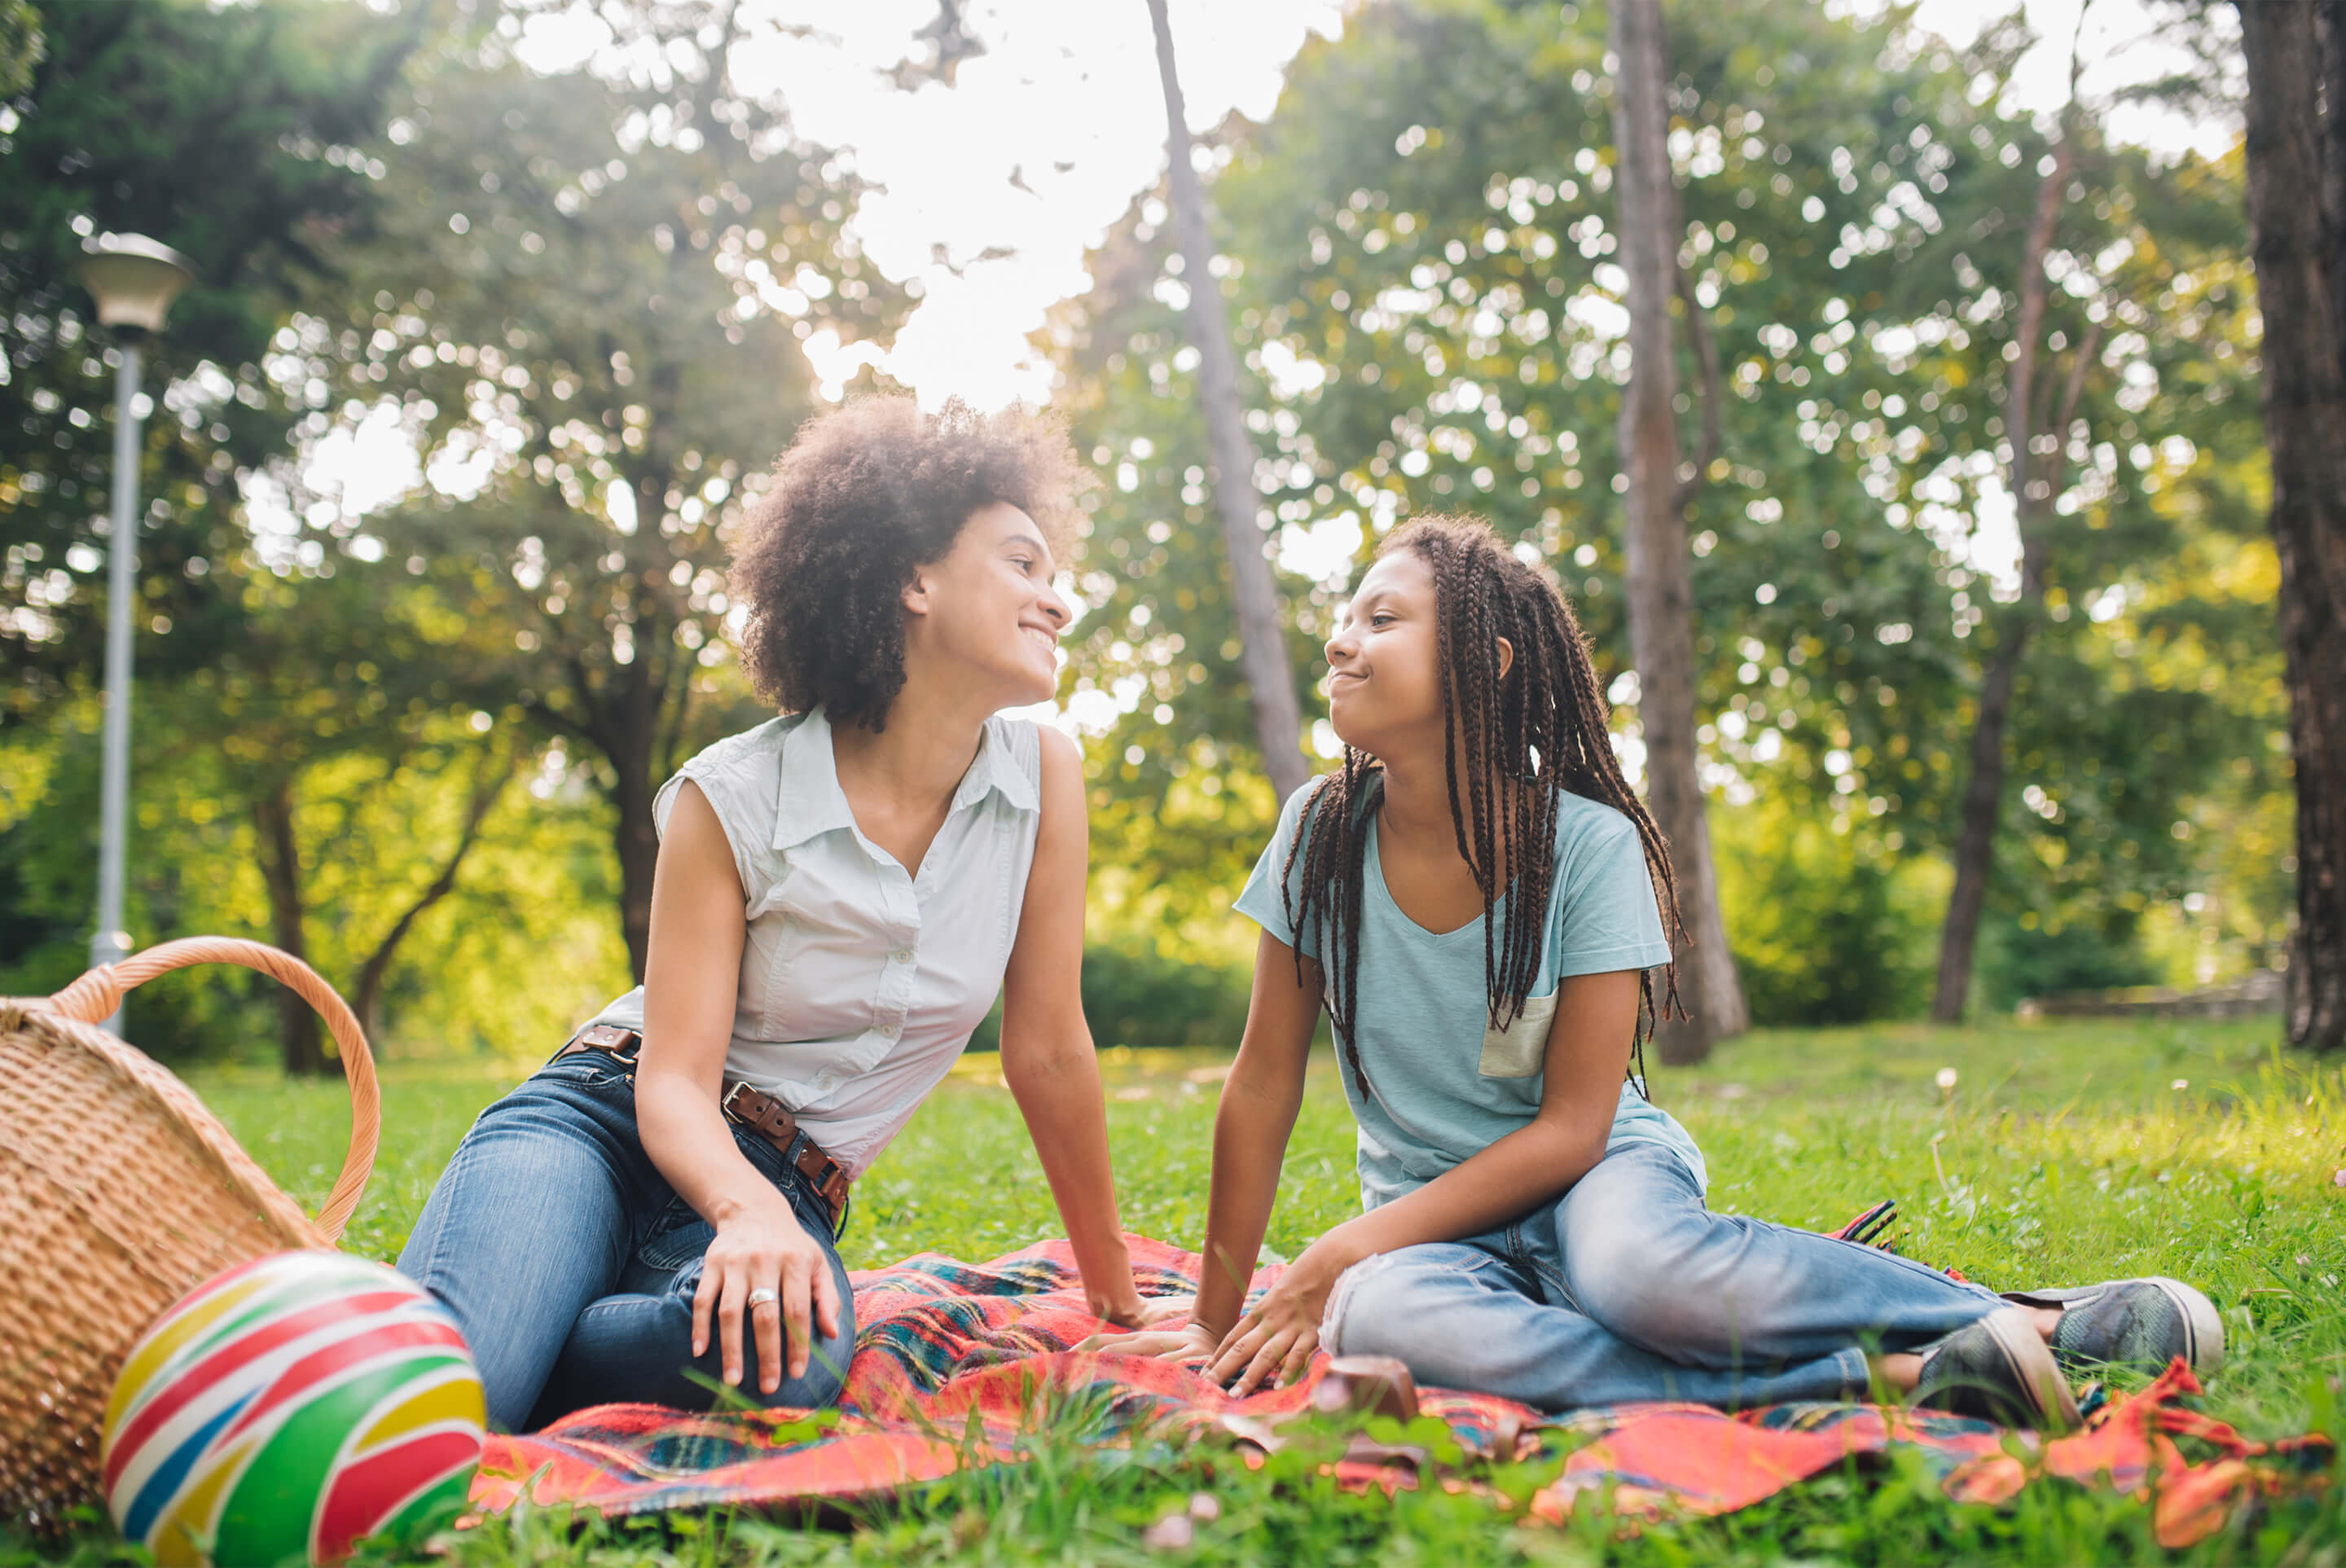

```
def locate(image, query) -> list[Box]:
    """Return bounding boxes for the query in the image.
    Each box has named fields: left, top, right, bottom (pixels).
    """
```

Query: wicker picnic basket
left=0, top=938, right=380, bottom=1533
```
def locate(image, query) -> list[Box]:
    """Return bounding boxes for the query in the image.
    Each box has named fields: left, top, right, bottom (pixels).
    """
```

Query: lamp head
left=77, top=233, right=196, bottom=336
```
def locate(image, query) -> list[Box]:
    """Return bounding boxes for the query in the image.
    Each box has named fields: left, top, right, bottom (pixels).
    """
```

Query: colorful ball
left=100, top=1251, right=483, bottom=1567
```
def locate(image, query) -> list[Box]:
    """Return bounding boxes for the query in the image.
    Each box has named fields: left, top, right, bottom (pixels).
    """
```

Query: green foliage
left=965, top=944, right=1250, bottom=1055
left=1045, top=0, right=2278, bottom=1004
left=0, top=0, right=422, bottom=708
left=121, top=1017, right=2345, bottom=1565
left=1715, top=797, right=1943, bottom=1026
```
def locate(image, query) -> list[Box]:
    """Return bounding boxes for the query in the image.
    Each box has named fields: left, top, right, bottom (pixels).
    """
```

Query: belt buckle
left=719, top=1079, right=759, bottom=1124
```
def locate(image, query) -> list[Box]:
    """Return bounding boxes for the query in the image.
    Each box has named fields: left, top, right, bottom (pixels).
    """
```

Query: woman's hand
left=1094, top=1290, right=1194, bottom=1332
left=691, top=1186, right=841, bottom=1393
left=1206, top=1230, right=1364, bottom=1396
left=1077, top=1319, right=1221, bottom=1363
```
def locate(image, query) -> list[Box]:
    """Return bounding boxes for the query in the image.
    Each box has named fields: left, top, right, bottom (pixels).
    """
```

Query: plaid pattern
left=470, top=1234, right=2323, bottom=1547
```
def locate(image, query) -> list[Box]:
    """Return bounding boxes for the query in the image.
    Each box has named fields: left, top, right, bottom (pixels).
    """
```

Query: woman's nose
left=1040, top=580, right=1071, bottom=628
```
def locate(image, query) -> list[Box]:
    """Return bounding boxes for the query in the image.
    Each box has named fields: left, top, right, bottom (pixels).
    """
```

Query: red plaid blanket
left=470, top=1236, right=2325, bottom=1547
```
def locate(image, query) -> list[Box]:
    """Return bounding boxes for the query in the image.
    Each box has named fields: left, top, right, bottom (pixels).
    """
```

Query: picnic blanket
left=470, top=1235, right=2328, bottom=1547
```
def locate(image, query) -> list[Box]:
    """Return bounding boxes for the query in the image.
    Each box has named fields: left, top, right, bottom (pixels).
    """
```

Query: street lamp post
left=76, top=233, right=194, bottom=1031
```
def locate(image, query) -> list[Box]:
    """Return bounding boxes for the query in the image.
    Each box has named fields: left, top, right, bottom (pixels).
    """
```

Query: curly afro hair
left=730, top=395, right=1086, bottom=731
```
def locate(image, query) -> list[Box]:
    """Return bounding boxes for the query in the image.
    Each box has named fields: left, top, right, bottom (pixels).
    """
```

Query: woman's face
left=1324, top=549, right=1445, bottom=759
left=903, top=501, right=1071, bottom=708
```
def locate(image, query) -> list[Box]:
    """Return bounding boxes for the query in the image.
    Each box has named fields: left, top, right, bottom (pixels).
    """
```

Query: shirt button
left=894, top=949, right=913, bottom=964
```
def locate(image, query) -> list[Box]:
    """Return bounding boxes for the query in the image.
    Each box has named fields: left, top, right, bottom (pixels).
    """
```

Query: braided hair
left=1277, top=516, right=1686, bottom=1098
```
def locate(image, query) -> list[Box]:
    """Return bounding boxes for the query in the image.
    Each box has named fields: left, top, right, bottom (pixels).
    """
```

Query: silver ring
left=745, top=1288, right=780, bottom=1310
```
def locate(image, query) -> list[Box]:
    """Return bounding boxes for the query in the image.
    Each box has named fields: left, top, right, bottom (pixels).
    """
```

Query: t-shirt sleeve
left=1549, top=815, right=1675, bottom=977
left=1231, top=780, right=1325, bottom=960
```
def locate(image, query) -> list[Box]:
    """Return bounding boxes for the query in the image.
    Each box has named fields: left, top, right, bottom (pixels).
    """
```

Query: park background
left=8, top=2, right=2346, bottom=1562
left=0, top=0, right=2310, bottom=1070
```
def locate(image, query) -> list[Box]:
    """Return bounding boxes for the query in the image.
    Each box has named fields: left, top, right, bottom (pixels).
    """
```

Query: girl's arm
left=997, top=726, right=1152, bottom=1327
left=1083, top=926, right=1323, bottom=1359
left=1190, top=929, right=1325, bottom=1340
left=1207, top=967, right=1641, bottom=1394
left=635, top=782, right=845, bottom=1396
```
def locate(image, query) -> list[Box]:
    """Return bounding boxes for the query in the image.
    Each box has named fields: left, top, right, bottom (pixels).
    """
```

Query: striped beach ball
left=100, top=1251, right=483, bottom=1567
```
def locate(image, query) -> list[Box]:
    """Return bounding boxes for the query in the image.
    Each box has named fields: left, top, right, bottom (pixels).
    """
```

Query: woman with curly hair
left=401, top=397, right=1175, bottom=1430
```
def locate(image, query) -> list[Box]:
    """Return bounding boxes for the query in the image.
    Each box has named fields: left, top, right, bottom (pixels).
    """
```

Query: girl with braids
left=1094, top=516, right=2220, bottom=1429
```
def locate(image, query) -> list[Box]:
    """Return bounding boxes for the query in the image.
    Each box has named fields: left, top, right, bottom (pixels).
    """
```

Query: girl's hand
left=1207, top=1232, right=1363, bottom=1396
left=691, top=1188, right=841, bottom=1392
left=1077, top=1320, right=1221, bottom=1363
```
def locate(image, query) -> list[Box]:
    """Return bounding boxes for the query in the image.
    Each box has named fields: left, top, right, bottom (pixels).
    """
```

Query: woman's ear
left=1496, top=635, right=1514, bottom=681
left=901, top=569, right=932, bottom=618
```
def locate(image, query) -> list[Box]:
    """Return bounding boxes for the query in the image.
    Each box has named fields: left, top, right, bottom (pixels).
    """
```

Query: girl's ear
left=1496, top=635, right=1514, bottom=681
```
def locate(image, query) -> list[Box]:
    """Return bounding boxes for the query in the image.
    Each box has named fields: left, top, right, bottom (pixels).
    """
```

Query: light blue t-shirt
left=1232, top=778, right=1707, bottom=1211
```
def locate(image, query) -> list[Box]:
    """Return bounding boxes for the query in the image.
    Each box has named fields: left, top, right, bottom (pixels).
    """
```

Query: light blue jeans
left=396, top=1048, right=854, bottom=1431
left=1321, top=1143, right=2001, bottom=1411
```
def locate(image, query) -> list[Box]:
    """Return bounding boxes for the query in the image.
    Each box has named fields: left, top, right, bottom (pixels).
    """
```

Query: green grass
left=24, top=1018, right=2346, bottom=1565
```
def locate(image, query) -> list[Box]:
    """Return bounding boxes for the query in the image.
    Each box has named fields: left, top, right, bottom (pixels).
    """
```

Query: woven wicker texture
left=0, top=938, right=380, bottom=1534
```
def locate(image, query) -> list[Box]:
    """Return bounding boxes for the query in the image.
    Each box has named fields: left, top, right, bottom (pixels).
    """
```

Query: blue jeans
left=1321, top=1143, right=2001, bottom=1411
left=396, top=1049, right=854, bottom=1431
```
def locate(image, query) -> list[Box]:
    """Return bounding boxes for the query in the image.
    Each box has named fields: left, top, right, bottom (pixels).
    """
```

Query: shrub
left=967, top=942, right=1251, bottom=1052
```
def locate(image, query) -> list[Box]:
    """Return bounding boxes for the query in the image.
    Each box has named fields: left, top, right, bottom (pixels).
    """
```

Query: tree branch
left=351, top=740, right=519, bottom=1038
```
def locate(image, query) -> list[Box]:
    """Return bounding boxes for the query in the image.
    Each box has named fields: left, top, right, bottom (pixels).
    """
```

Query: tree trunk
left=2240, top=0, right=2346, bottom=1052
left=1144, top=0, right=1310, bottom=806
left=1931, top=88, right=2079, bottom=1022
left=253, top=779, right=329, bottom=1076
left=1608, top=0, right=1747, bottom=1061
left=351, top=746, right=515, bottom=1039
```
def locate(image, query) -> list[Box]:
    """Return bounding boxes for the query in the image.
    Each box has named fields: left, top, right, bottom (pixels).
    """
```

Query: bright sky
left=288, top=0, right=2235, bottom=630
left=710, top=0, right=2230, bottom=415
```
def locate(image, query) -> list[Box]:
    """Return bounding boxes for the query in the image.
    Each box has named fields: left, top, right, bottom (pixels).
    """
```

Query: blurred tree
left=1609, top=0, right=1746, bottom=1060
left=1929, top=15, right=2090, bottom=1021
left=325, top=1, right=912, bottom=979
left=0, top=0, right=424, bottom=716
left=0, top=0, right=38, bottom=99
left=1048, top=0, right=2272, bottom=1024
left=1145, top=0, right=1308, bottom=806
left=2237, top=0, right=2346, bottom=1053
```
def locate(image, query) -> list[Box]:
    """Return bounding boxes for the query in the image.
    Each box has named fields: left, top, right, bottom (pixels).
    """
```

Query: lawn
left=31, top=1016, right=2346, bottom=1565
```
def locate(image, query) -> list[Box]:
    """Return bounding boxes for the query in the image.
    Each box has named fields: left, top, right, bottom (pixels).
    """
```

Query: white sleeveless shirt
left=588, top=708, right=1043, bottom=1177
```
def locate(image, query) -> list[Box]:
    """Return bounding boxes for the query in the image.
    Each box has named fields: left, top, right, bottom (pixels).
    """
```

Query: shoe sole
left=1975, top=1306, right=2083, bottom=1435
left=2139, top=1276, right=2225, bottom=1377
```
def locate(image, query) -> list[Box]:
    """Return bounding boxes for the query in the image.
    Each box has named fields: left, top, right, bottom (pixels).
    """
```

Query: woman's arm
left=996, top=726, right=1149, bottom=1326
left=635, top=781, right=843, bottom=1395
left=1206, top=967, right=1641, bottom=1394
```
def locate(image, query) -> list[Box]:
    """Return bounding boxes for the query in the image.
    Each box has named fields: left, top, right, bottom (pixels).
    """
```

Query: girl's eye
left=1369, top=612, right=1395, bottom=627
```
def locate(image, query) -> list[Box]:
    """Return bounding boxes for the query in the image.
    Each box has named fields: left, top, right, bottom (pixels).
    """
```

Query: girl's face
left=903, top=502, right=1071, bottom=709
left=1325, top=550, right=1445, bottom=758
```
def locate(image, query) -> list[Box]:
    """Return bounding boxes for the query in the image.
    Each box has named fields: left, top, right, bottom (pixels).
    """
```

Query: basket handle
left=46, top=938, right=381, bottom=1244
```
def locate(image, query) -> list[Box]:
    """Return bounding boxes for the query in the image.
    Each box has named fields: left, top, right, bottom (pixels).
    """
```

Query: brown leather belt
left=560, top=1024, right=852, bottom=1229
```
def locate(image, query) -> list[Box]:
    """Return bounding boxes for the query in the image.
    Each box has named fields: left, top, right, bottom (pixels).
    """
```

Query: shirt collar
left=772, top=709, right=1038, bottom=853
left=771, top=709, right=858, bottom=851
left=954, top=718, right=1041, bottom=816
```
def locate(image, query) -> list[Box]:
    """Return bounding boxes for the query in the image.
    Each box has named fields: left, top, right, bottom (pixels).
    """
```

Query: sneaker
left=2000, top=1276, right=2225, bottom=1378
left=1911, top=1306, right=2082, bottom=1433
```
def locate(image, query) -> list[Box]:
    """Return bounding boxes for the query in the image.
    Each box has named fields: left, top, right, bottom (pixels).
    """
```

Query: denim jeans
left=396, top=1049, right=854, bottom=1431
left=1321, top=1142, right=2001, bottom=1411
